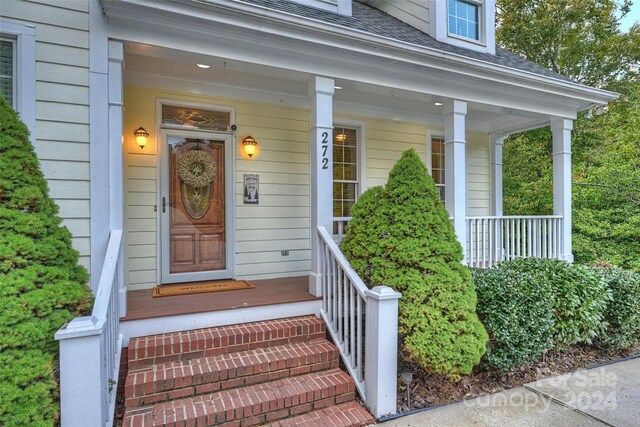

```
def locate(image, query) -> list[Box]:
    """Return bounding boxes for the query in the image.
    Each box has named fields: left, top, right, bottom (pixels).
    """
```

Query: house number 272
left=321, top=131, right=329, bottom=170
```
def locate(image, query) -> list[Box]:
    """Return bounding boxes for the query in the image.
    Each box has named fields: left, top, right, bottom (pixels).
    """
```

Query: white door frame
left=157, top=128, right=235, bottom=284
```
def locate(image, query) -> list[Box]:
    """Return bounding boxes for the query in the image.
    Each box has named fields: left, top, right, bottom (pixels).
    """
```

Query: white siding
left=2, top=0, right=90, bottom=269
left=366, top=0, right=430, bottom=33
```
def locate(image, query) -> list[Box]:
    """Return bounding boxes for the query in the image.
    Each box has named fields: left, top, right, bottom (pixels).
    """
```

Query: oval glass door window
left=181, top=183, right=211, bottom=219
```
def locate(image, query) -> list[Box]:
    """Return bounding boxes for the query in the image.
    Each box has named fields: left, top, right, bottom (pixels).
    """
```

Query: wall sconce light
left=242, top=136, right=258, bottom=158
left=134, top=127, right=149, bottom=149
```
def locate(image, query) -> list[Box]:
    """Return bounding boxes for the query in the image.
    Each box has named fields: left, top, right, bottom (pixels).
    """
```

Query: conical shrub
left=0, top=95, right=92, bottom=425
left=341, top=149, right=487, bottom=378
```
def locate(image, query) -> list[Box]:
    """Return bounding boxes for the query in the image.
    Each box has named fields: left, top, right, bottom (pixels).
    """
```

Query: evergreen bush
left=540, top=259, right=611, bottom=347
left=0, top=96, right=93, bottom=425
left=473, top=261, right=555, bottom=370
left=341, top=149, right=487, bottom=379
left=589, top=266, right=640, bottom=349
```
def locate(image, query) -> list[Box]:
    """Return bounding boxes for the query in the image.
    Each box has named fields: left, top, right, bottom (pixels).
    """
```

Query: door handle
left=162, top=197, right=167, bottom=213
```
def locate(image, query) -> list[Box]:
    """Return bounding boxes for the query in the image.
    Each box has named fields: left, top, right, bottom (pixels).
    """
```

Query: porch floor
left=122, top=276, right=319, bottom=322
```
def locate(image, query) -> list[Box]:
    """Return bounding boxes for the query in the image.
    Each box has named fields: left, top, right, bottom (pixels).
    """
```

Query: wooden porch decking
left=122, top=276, right=319, bottom=321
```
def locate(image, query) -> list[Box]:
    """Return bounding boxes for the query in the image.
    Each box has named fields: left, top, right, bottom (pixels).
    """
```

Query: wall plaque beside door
left=243, top=174, right=259, bottom=204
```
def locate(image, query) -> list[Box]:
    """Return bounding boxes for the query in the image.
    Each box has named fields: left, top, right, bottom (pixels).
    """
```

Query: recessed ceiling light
left=334, top=86, right=343, bottom=90
left=434, top=102, right=443, bottom=106
left=196, top=64, right=211, bottom=69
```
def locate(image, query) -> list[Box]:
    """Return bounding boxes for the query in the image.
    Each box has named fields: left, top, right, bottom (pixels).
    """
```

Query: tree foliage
left=0, top=96, right=93, bottom=425
left=497, top=0, right=640, bottom=271
left=341, top=149, right=487, bottom=379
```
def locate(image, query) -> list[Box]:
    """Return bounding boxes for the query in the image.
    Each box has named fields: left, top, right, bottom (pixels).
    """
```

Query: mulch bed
left=396, top=344, right=640, bottom=413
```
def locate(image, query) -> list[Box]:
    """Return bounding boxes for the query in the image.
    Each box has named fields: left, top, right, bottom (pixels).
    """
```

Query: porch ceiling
left=124, top=42, right=549, bottom=134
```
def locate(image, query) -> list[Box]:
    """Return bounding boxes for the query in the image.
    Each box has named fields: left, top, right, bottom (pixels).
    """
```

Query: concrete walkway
left=380, top=356, right=640, bottom=427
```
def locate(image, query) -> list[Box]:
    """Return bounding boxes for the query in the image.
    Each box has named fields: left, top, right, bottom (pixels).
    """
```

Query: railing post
left=365, top=286, right=402, bottom=418
left=55, top=318, right=106, bottom=427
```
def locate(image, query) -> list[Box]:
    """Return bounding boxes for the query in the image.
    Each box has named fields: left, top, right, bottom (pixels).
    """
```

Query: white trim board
left=120, top=300, right=321, bottom=346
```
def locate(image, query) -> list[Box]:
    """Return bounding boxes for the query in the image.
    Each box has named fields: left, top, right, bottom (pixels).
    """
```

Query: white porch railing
left=55, top=230, right=124, bottom=427
left=465, top=216, right=563, bottom=268
left=317, top=226, right=401, bottom=419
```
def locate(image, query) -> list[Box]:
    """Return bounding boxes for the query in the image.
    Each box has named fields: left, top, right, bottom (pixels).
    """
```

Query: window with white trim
left=0, top=38, right=15, bottom=107
left=333, top=126, right=359, bottom=238
left=0, top=21, right=36, bottom=136
left=431, top=136, right=446, bottom=202
left=448, top=0, right=481, bottom=41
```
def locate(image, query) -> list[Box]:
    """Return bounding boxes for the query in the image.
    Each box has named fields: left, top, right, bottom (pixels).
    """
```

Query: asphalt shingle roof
left=240, top=0, right=573, bottom=82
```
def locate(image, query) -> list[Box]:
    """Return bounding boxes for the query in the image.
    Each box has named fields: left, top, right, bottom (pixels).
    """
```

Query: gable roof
left=240, top=0, right=573, bottom=83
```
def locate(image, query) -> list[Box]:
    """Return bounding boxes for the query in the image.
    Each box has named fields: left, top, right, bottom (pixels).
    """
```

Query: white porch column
left=309, top=76, right=334, bottom=296
left=443, top=99, right=467, bottom=260
left=551, top=117, right=573, bottom=262
left=490, top=133, right=505, bottom=216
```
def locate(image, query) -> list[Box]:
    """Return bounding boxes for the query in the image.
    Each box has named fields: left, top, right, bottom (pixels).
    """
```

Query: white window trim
left=0, top=20, right=36, bottom=138
left=428, top=0, right=496, bottom=55
left=332, top=118, right=365, bottom=239
left=447, top=0, right=485, bottom=44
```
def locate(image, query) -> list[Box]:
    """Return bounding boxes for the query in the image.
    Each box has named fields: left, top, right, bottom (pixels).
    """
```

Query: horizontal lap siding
left=2, top=0, right=90, bottom=269
left=123, top=86, right=311, bottom=289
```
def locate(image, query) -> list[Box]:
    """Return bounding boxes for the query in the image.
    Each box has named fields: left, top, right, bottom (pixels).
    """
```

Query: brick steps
left=124, top=340, right=340, bottom=408
left=122, top=316, right=373, bottom=426
left=128, top=316, right=326, bottom=370
left=127, top=369, right=357, bottom=426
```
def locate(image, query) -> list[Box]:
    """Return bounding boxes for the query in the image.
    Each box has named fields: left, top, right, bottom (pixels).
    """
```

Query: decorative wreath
left=177, top=150, right=217, bottom=187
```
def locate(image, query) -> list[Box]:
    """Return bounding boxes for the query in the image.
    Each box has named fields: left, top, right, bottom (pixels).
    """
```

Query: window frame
left=332, top=119, right=366, bottom=239
left=447, top=0, right=484, bottom=43
left=0, top=20, right=36, bottom=138
left=427, top=130, right=446, bottom=203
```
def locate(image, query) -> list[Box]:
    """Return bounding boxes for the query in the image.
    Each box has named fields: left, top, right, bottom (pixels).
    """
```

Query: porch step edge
left=127, top=315, right=325, bottom=369
left=124, top=339, right=340, bottom=408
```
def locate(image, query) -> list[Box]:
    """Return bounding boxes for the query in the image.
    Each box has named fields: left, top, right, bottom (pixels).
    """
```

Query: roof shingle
left=240, top=0, right=572, bottom=82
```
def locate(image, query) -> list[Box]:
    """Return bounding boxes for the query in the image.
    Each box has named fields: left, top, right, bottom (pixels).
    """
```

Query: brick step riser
left=128, top=318, right=326, bottom=370
left=265, top=401, right=375, bottom=427
left=123, top=369, right=356, bottom=427
left=125, top=345, right=340, bottom=408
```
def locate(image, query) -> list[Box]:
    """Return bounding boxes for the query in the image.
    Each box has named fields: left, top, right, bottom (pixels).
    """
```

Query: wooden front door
left=161, top=132, right=232, bottom=284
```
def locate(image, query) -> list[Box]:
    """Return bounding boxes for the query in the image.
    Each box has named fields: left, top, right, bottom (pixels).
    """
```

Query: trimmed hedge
left=473, top=263, right=555, bottom=370
left=0, top=95, right=93, bottom=425
left=474, top=258, right=612, bottom=370
left=590, top=266, right=640, bottom=349
left=341, top=149, right=487, bottom=379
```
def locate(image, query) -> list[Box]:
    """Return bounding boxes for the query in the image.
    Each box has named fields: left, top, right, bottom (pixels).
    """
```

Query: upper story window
left=0, top=38, right=14, bottom=106
left=448, top=0, right=479, bottom=41
left=429, top=0, right=495, bottom=54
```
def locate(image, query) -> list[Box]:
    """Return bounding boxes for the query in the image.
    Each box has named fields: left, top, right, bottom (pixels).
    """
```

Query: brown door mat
left=152, top=280, right=255, bottom=298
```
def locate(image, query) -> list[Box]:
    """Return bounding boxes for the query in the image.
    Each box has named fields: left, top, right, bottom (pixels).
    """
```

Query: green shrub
left=589, top=266, right=640, bottom=349
left=473, top=262, right=555, bottom=370
left=542, top=259, right=611, bottom=347
left=0, top=95, right=92, bottom=425
left=341, top=149, right=487, bottom=379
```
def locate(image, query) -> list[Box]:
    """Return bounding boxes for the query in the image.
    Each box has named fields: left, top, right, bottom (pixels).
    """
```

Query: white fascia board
left=103, top=0, right=616, bottom=111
